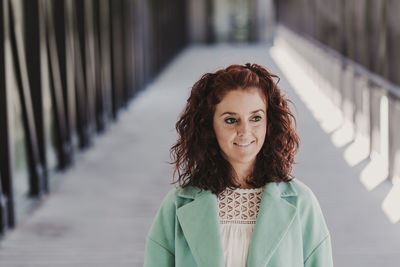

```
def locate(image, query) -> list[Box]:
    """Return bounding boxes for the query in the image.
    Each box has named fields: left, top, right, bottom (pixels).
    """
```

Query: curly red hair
left=170, top=63, right=300, bottom=195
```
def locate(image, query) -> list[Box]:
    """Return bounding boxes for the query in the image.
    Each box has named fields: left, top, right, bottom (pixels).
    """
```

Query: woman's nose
left=237, top=121, right=250, bottom=136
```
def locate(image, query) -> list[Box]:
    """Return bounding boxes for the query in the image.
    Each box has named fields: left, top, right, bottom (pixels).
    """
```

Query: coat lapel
left=176, top=182, right=298, bottom=267
left=176, top=187, right=225, bottom=267
left=247, top=182, right=298, bottom=266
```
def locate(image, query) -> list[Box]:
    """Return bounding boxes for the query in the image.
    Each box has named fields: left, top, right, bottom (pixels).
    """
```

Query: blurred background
left=1, top=0, right=400, bottom=266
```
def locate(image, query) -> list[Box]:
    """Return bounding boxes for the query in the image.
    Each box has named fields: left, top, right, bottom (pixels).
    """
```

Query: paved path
left=0, top=44, right=400, bottom=266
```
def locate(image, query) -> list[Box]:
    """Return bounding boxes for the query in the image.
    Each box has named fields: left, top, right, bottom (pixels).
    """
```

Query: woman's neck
left=231, top=161, right=255, bottom=189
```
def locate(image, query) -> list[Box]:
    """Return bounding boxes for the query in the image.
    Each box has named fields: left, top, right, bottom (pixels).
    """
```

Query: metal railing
left=0, top=0, right=188, bottom=236
left=276, top=25, right=400, bottom=186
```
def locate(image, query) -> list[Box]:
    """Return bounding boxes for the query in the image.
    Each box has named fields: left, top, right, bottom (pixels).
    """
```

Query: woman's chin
left=230, top=155, right=257, bottom=165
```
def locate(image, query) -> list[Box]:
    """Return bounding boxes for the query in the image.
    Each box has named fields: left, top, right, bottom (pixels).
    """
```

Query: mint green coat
left=144, top=179, right=333, bottom=267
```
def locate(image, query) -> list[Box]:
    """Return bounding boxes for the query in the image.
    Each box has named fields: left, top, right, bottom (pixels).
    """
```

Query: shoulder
left=277, top=179, right=327, bottom=221
left=285, top=180, right=333, bottom=264
left=276, top=178, right=321, bottom=207
left=147, top=185, right=202, bottom=243
left=160, top=187, right=180, bottom=206
left=286, top=178, right=325, bottom=210
left=146, top=187, right=182, bottom=250
left=151, top=185, right=199, bottom=220
left=153, top=187, right=180, bottom=219
left=289, top=178, right=315, bottom=197
left=285, top=179, right=323, bottom=207
left=286, top=179, right=330, bottom=238
left=159, top=185, right=200, bottom=206
left=283, top=179, right=329, bottom=230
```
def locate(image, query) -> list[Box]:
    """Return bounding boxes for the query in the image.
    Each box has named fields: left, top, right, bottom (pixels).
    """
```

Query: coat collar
left=176, top=181, right=298, bottom=267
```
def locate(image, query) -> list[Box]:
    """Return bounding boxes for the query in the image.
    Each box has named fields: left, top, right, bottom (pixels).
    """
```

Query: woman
left=144, top=63, right=333, bottom=267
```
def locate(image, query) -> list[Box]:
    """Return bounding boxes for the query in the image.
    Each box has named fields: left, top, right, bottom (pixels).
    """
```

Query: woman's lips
left=234, top=140, right=255, bottom=147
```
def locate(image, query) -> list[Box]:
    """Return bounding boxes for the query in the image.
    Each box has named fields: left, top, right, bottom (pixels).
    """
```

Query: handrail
left=276, top=24, right=400, bottom=185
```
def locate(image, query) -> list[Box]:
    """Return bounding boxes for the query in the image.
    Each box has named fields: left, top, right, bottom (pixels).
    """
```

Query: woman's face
left=213, top=87, right=267, bottom=168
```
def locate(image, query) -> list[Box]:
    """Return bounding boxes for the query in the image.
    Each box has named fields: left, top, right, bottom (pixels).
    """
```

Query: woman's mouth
left=234, top=140, right=255, bottom=147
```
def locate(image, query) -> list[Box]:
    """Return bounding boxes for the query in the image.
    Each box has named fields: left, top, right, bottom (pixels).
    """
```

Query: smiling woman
left=213, top=88, right=267, bottom=189
left=170, top=63, right=300, bottom=194
left=144, top=63, right=333, bottom=267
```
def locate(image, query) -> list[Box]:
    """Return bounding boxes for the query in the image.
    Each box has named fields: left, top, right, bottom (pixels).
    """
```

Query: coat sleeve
left=143, top=189, right=177, bottom=267
left=303, top=234, right=333, bottom=267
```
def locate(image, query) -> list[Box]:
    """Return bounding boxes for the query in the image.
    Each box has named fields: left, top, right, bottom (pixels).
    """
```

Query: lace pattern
left=217, top=187, right=263, bottom=224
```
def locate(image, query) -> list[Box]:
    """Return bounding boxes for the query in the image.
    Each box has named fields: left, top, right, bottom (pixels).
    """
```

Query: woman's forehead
left=214, top=88, right=267, bottom=114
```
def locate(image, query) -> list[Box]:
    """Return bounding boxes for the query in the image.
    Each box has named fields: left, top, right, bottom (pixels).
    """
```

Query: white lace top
left=217, top=187, right=264, bottom=267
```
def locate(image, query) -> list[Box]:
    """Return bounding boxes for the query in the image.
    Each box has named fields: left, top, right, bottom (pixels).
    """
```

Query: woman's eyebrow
left=251, top=109, right=265, bottom=114
left=220, top=109, right=265, bottom=117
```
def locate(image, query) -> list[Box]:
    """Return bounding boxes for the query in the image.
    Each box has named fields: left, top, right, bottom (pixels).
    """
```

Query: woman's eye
left=252, top=116, right=262, bottom=122
left=224, top=118, right=237, bottom=124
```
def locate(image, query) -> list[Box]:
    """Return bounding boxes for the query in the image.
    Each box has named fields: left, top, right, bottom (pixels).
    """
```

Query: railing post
left=353, top=71, right=370, bottom=139
left=341, top=62, right=356, bottom=132
left=388, top=94, right=400, bottom=183
left=0, top=0, right=14, bottom=232
left=369, top=83, right=388, bottom=164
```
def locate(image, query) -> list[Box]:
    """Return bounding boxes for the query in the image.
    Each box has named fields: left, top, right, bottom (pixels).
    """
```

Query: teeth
left=235, top=141, right=253, bottom=147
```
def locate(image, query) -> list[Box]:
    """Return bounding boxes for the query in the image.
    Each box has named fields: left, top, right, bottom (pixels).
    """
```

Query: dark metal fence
left=0, top=0, right=188, bottom=235
left=275, top=0, right=400, bottom=87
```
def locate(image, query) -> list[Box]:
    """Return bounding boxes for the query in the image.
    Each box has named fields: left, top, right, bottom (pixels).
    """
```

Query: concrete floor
left=0, top=44, right=400, bottom=266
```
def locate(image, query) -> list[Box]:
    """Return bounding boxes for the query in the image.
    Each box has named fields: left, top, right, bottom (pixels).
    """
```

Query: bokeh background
left=1, top=0, right=400, bottom=266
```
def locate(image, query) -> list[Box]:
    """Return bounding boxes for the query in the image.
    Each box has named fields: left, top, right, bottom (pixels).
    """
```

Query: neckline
left=225, top=187, right=263, bottom=193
